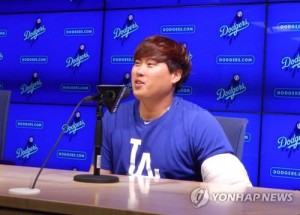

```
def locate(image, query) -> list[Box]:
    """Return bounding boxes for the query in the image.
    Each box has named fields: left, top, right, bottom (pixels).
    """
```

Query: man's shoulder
left=174, top=97, right=208, bottom=114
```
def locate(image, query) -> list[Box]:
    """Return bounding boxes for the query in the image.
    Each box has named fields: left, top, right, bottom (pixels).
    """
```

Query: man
left=100, top=35, right=252, bottom=186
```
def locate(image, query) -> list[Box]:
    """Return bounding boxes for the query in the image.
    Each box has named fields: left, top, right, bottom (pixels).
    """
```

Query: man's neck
left=139, top=97, right=173, bottom=121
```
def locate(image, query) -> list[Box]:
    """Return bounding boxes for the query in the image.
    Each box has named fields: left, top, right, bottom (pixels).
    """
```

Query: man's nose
left=135, top=64, right=145, bottom=76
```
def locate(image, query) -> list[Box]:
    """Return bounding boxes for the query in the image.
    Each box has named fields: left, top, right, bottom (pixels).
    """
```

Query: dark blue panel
left=213, top=111, right=260, bottom=186
left=101, top=5, right=265, bottom=112
left=4, top=103, right=97, bottom=171
left=260, top=114, right=300, bottom=190
left=0, top=0, right=104, bottom=13
left=179, top=0, right=266, bottom=5
left=264, top=2, right=300, bottom=114
left=0, top=11, right=103, bottom=105
left=105, top=0, right=178, bottom=9
left=105, top=0, right=266, bottom=9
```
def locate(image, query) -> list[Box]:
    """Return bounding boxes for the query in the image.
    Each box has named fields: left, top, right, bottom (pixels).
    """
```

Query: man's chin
left=133, top=91, right=147, bottom=101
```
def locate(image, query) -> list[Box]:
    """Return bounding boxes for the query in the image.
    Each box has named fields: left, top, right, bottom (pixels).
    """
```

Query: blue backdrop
left=1, top=0, right=300, bottom=190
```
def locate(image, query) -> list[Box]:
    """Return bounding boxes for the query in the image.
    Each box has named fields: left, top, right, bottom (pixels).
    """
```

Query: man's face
left=131, top=57, right=179, bottom=101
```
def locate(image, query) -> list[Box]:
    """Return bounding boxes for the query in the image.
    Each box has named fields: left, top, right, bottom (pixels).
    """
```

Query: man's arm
left=201, top=153, right=253, bottom=186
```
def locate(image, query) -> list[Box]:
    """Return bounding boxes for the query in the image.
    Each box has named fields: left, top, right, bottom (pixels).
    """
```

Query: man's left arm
left=201, top=153, right=253, bottom=186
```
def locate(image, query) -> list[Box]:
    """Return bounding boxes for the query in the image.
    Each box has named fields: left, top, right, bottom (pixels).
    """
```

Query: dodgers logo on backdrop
left=62, top=111, right=86, bottom=136
left=281, top=47, right=300, bottom=77
left=277, top=122, right=300, bottom=157
left=20, top=72, right=43, bottom=95
left=216, top=74, right=247, bottom=107
left=183, top=42, right=193, bottom=60
left=24, top=18, right=46, bottom=46
left=66, top=44, right=90, bottom=72
left=16, top=136, right=39, bottom=161
left=113, top=14, right=139, bottom=44
left=219, top=10, right=250, bottom=44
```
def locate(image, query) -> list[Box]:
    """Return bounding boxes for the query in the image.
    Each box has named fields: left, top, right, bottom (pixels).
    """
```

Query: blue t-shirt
left=101, top=97, right=233, bottom=181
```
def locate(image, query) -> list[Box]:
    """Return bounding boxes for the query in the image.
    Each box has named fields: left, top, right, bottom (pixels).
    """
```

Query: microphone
left=84, top=72, right=131, bottom=104
left=84, top=85, right=130, bottom=113
left=8, top=85, right=129, bottom=195
left=83, top=86, right=130, bottom=102
left=83, top=90, right=118, bottom=102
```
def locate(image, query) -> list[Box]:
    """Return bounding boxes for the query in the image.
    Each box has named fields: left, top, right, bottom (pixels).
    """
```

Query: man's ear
left=172, top=69, right=182, bottom=84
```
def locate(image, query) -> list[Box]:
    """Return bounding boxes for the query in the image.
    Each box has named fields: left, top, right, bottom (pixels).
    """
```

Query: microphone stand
left=73, top=99, right=119, bottom=183
left=8, top=86, right=124, bottom=195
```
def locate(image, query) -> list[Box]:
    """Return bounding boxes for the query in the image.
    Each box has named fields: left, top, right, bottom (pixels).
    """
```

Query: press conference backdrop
left=0, top=0, right=300, bottom=190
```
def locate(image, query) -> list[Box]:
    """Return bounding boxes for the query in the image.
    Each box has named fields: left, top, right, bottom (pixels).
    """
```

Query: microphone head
left=103, top=90, right=117, bottom=101
left=84, top=85, right=131, bottom=113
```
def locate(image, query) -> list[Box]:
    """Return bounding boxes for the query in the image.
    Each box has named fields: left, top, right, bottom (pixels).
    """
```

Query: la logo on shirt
left=128, top=138, right=160, bottom=178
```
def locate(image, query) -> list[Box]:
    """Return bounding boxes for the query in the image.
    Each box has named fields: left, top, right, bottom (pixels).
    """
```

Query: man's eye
left=148, top=62, right=157, bottom=66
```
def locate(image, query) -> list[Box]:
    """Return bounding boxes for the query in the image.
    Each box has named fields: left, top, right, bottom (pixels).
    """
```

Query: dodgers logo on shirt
left=216, top=74, right=247, bottom=107
left=219, top=10, right=250, bottom=44
left=24, top=18, right=46, bottom=46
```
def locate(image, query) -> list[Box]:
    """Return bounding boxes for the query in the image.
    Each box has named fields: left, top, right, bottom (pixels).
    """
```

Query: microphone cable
left=31, top=98, right=85, bottom=189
